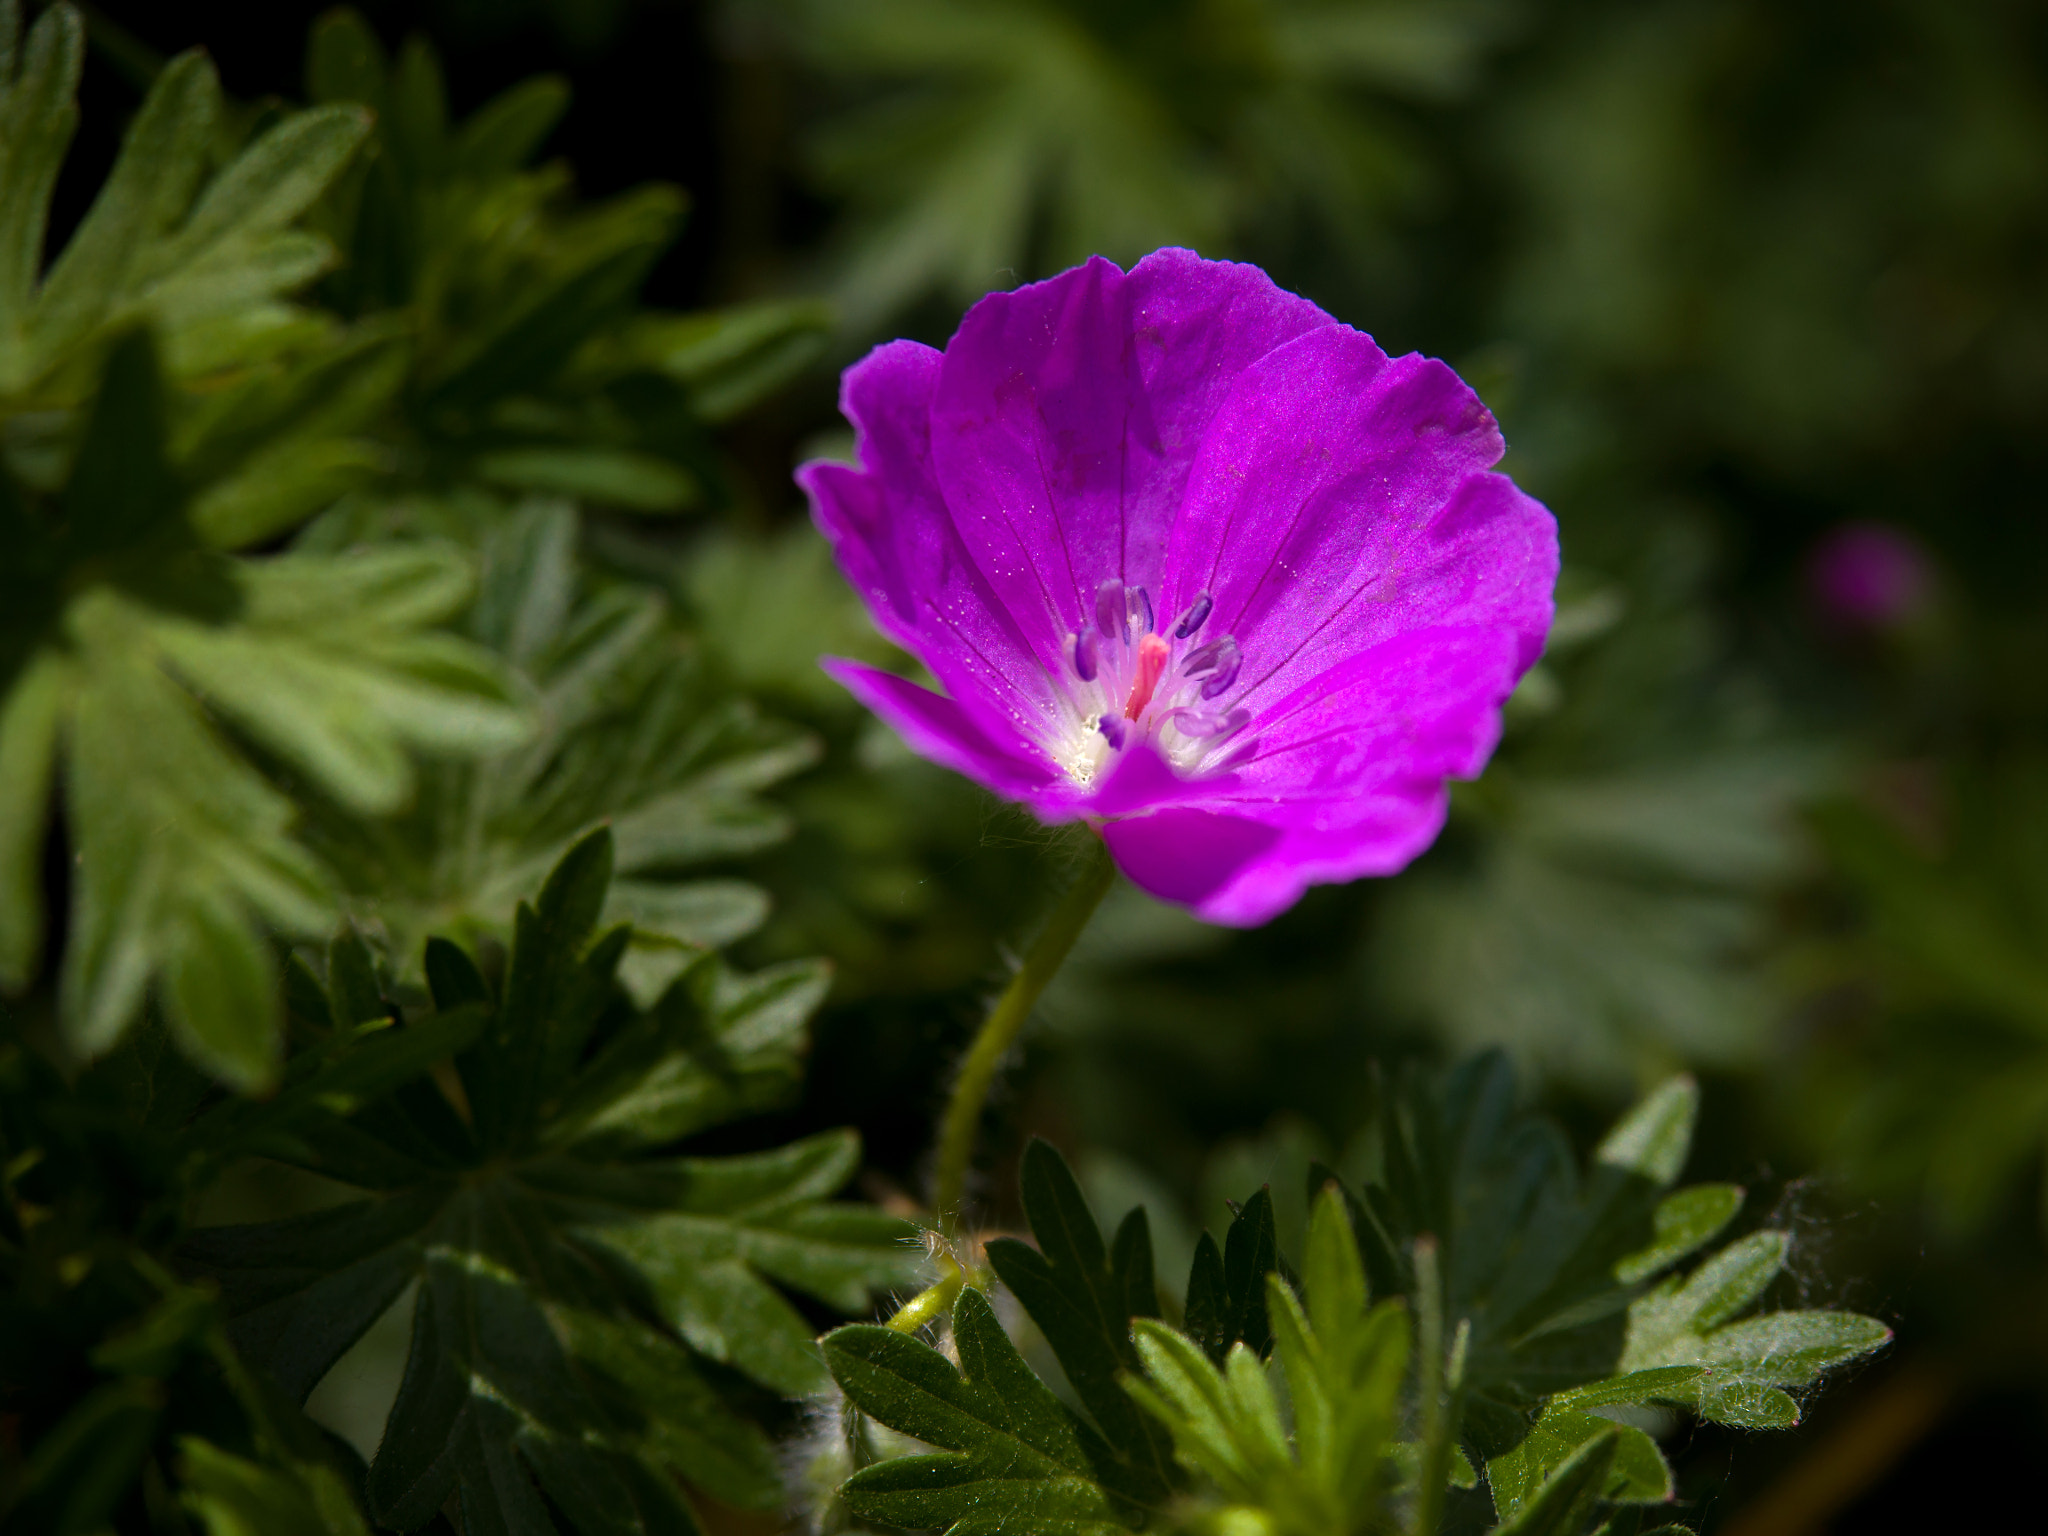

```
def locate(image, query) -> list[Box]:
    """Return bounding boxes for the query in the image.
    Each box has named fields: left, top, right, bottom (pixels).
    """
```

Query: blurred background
left=62, top=0, right=2048, bottom=1527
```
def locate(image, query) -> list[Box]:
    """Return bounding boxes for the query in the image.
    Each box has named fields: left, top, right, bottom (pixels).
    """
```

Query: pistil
left=1125, top=633, right=1170, bottom=719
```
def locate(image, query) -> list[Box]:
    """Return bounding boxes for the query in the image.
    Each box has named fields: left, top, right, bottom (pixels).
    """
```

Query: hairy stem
left=1409, top=1236, right=1466, bottom=1536
left=931, top=835, right=1116, bottom=1232
left=885, top=1256, right=966, bottom=1333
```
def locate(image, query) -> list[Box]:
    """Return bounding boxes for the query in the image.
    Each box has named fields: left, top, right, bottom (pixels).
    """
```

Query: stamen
left=1071, top=630, right=1098, bottom=682
left=1124, top=633, right=1170, bottom=719
left=1094, top=579, right=1127, bottom=640
left=1172, top=592, right=1213, bottom=639
left=1127, top=585, right=1154, bottom=635
left=1097, top=714, right=1128, bottom=749
left=1196, top=651, right=1228, bottom=700
left=1168, top=706, right=1250, bottom=740
left=1197, top=637, right=1241, bottom=699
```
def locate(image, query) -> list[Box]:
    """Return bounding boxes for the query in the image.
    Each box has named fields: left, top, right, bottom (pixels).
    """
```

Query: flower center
left=1049, top=580, right=1249, bottom=785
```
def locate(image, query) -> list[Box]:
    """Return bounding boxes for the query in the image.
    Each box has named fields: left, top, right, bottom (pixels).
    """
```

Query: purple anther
left=1097, top=713, right=1129, bottom=749
left=1198, top=637, right=1241, bottom=699
left=1172, top=592, right=1213, bottom=639
left=1128, top=585, right=1155, bottom=635
left=1171, top=705, right=1251, bottom=741
left=1071, top=630, right=1098, bottom=681
left=1095, top=579, right=1127, bottom=640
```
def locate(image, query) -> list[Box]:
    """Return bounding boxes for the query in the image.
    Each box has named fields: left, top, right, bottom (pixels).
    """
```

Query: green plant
left=815, top=1061, right=1886, bottom=1535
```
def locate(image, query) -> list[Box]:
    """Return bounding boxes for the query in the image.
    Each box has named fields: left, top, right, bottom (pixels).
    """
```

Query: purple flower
left=800, top=250, right=1557, bottom=924
left=1808, top=522, right=1933, bottom=632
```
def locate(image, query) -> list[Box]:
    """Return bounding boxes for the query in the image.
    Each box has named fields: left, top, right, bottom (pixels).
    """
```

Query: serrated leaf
left=826, top=1286, right=1147, bottom=1535
left=594, top=1130, right=920, bottom=1396
left=1491, top=1428, right=1620, bottom=1536
left=1614, top=1184, right=1743, bottom=1285
left=179, top=841, right=894, bottom=1534
left=1184, top=1187, right=1277, bottom=1364
left=1124, top=1198, right=1408, bottom=1536
left=1484, top=1398, right=1675, bottom=1520
left=1316, top=1050, right=1887, bottom=1497
left=297, top=504, right=814, bottom=1009
left=1620, top=1234, right=1891, bottom=1429
left=982, top=1139, right=1176, bottom=1500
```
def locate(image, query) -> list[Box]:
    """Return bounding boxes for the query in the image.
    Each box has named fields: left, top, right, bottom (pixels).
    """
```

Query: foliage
left=0, top=2, right=845, bottom=1091
left=750, top=0, right=1521, bottom=328
left=3, top=829, right=913, bottom=1536
left=297, top=498, right=819, bottom=1011
left=1377, top=551, right=1829, bottom=1088
left=819, top=1063, right=1886, bottom=1535
left=1793, top=753, right=2048, bottom=1239
left=1, top=1, right=2005, bottom=1528
left=0, top=310, right=526, bottom=1088
left=298, top=8, right=832, bottom=522
left=179, top=829, right=918, bottom=1533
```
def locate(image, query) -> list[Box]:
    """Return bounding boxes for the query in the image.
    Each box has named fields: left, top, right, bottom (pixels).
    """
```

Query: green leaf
left=4, top=17, right=368, bottom=401
left=593, top=1130, right=920, bottom=1397
left=1381, top=738, right=1831, bottom=1088
left=29, top=48, right=216, bottom=376
left=1122, top=1195, right=1408, bottom=1536
left=296, top=503, right=811, bottom=1012
left=1184, top=1187, right=1278, bottom=1364
left=1312, top=1051, right=1887, bottom=1519
left=158, top=880, right=282, bottom=1092
left=0, top=648, right=60, bottom=988
left=176, top=1438, right=371, bottom=1536
left=1491, top=1428, right=1621, bottom=1536
left=1614, top=1185, right=1743, bottom=1285
left=1620, top=1233, right=1891, bottom=1429
left=305, top=8, right=387, bottom=111
left=0, top=2, right=84, bottom=364
left=1484, top=1373, right=1691, bottom=1520
left=475, top=445, right=700, bottom=512
left=982, top=1139, right=1177, bottom=1500
left=629, top=299, right=833, bottom=422
left=453, top=75, right=570, bottom=176
left=179, top=840, right=906, bottom=1533
left=0, top=309, right=527, bottom=1083
left=772, top=0, right=1508, bottom=327
left=422, top=186, right=681, bottom=413
left=825, top=1285, right=1147, bottom=1535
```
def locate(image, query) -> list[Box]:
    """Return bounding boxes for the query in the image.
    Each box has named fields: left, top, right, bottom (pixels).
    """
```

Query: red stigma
left=1125, top=634, right=1170, bottom=720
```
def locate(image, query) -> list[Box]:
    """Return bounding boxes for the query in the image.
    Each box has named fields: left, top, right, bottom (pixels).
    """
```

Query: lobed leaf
left=826, top=1285, right=1146, bottom=1535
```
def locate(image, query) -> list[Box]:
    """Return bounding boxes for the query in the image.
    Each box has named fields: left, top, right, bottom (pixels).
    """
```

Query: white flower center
left=1046, top=581, right=1250, bottom=786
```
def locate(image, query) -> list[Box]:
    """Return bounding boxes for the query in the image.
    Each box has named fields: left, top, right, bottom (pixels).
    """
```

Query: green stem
left=885, top=1257, right=966, bottom=1333
left=931, top=835, right=1116, bottom=1232
left=1409, top=1236, right=1465, bottom=1536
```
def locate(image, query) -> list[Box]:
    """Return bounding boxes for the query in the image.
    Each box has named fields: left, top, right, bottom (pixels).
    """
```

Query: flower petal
left=1231, top=626, right=1521, bottom=800
left=928, top=250, right=1333, bottom=667
left=819, top=658, right=1058, bottom=801
left=1101, top=809, right=1287, bottom=915
left=1104, top=628, right=1523, bottom=923
left=1160, top=325, right=1556, bottom=715
left=802, top=340, right=1060, bottom=736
